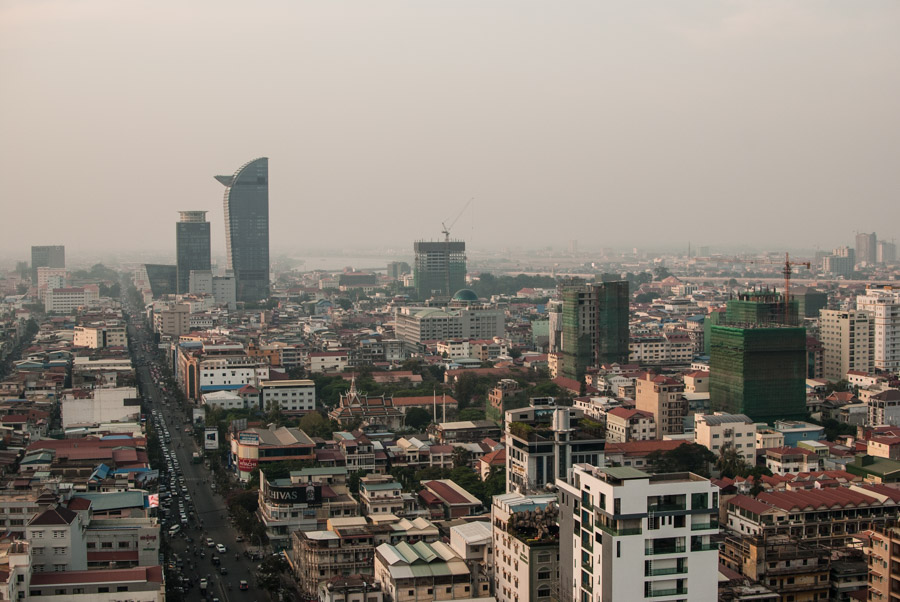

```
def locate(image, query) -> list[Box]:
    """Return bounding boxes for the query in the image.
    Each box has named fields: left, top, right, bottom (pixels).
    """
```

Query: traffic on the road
left=125, top=303, right=268, bottom=602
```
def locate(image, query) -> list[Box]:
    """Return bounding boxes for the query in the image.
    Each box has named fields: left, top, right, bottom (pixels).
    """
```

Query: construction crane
left=441, top=198, right=472, bottom=242
left=747, top=253, right=811, bottom=324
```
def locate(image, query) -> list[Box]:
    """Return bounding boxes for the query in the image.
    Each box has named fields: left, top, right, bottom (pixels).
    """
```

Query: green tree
left=458, top=408, right=486, bottom=421
left=298, top=411, right=336, bottom=438
left=647, top=443, right=716, bottom=477
left=452, top=447, right=472, bottom=469
left=405, top=407, right=433, bottom=430
left=715, top=444, right=749, bottom=479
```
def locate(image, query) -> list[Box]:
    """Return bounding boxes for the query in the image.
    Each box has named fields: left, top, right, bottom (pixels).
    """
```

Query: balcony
left=645, top=566, right=687, bottom=577
left=648, top=502, right=687, bottom=513
left=691, top=521, right=719, bottom=531
left=648, top=587, right=688, bottom=598
left=690, top=542, right=719, bottom=552
left=645, top=544, right=686, bottom=556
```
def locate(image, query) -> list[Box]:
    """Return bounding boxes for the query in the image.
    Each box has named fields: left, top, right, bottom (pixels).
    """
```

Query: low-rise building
left=359, top=475, right=404, bottom=517
left=694, top=413, right=756, bottom=464
left=374, top=540, right=490, bottom=602
left=292, top=524, right=376, bottom=596
left=260, top=379, right=316, bottom=414
left=605, top=407, right=656, bottom=443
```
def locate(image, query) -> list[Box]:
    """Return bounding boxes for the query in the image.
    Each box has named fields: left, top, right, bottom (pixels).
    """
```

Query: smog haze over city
left=1, top=0, right=899, bottom=265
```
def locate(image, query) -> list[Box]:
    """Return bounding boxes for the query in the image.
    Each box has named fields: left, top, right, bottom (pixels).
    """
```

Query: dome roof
left=452, top=289, right=479, bottom=301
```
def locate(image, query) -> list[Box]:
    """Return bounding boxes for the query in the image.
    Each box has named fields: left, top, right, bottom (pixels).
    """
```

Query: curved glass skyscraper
left=216, top=157, right=270, bottom=302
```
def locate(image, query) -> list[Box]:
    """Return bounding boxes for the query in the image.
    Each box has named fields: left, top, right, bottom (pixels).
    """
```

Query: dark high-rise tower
left=30, top=245, right=65, bottom=284
left=175, top=211, right=211, bottom=294
left=413, top=240, right=466, bottom=300
left=216, top=158, right=269, bottom=302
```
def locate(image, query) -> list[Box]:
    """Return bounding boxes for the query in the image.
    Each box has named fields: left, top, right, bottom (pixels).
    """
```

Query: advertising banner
left=265, top=483, right=323, bottom=506
left=238, top=456, right=259, bottom=472
left=204, top=427, right=219, bottom=450
left=238, top=431, right=260, bottom=446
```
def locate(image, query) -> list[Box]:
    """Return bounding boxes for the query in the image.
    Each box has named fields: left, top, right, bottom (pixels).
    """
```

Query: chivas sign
left=265, top=483, right=322, bottom=506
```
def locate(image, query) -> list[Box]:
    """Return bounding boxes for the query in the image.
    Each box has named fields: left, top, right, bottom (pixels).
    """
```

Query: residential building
left=635, top=373, right=686, bottom=439
left=720, top=533, right=830, bottom=602
left=505, top=398, right=605, bottom=494
left=153, top=302, right=190, bottom=337
left=31, top=245, right=65, bottom=284
left=260, top=379, right=316, bottom=414
left=629, top=333, right=694, bottom=366
left=73, top=322, right=128, bottom=349
left=36, top=267, right=67, bottom=300
left=44, top=287, right=100, bottom=313
left=868, top=389, right=900, bottom=427
left=188, top=269, right=237, bottom=309
left=819, top=309, right=874, bottom=382
left=709, top=325, right=807, bottom=423
left=492, top=493, right=559, bottom=602
left=605, top=408, right=657, bottom=443
left=694, top=413, right=756, bottom=464
left=359, top=475, right=404, bottom=516
left=413, top=240, right=466, bottom=300
left=292, top=524, right=376, bottom=596
left=218, top=157, right=270, bottom=302
left=559, top=281, right=630, bottom=381
left=26, top=505, right=88, bottom=573
left=866, top=523, right=900, bottom=602
left=856, top=231, right=877, bottom=265
left=418, top=480, right=482, bottom=519
left=317, top=577, right=385, bottom=602
left=374, top=540, right=488, bottom=602
left=856, top=287, right=900, bottom=371
left=556, top=464, right=720, bottom=602
left=308, top=351, right=349, bottom=374
left=878, top=240, right=897, bottom=264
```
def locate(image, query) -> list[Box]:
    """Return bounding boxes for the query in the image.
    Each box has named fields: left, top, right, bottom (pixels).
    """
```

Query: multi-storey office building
left=556, top=464, right=720, bottom=602
left=217, top=157, right=270, bottom=302
left=413, top=240, right=466, bottom=300
left=175, top=210, right=211, bottom=294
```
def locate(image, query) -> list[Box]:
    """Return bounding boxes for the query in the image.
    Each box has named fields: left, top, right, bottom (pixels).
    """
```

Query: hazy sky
left=2, top=0, right=899, bottom=262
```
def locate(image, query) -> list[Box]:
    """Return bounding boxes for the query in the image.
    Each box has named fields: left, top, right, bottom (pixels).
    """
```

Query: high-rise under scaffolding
left=560, top=281, right=629, bottom=381
left=709, top=324, right=807, bottom=423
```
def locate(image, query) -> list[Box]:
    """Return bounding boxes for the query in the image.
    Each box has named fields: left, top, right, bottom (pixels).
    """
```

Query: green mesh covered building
left=725, top=291, right=799, bottom=326
left=709, top=325, right=807, bottom=423
left=560, top=281, right=629, bottom=381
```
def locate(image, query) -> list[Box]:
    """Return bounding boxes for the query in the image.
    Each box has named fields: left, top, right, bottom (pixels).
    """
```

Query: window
left=98, top=587, right=109, bottom=593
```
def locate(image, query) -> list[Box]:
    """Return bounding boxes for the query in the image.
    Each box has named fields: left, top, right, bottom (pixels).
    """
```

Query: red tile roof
left=29, top=565, right=163, bottom=586
left=423, top=480, right=476, bottom=506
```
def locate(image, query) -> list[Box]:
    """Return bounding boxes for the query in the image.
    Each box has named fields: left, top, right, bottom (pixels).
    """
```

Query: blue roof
left=200, top=384, right=245, bottom=392
left=100, top=435, right=134, bottom=440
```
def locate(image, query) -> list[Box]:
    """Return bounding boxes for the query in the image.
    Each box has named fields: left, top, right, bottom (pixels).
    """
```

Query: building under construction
left=413, top=240, right=466, bottom=300
left=709, top=324, right=807, bottom=423
left=560, top=281, right=629, bottom=381
left=725, top=291, right=799, bottom=326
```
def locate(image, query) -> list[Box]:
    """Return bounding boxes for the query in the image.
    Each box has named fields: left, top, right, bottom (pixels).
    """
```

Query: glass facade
left=218, top=158, right=270, bottom=302
left=175, top=211, right=211, bottom=294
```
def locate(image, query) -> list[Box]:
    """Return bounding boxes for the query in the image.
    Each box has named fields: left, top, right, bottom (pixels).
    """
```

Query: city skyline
left=2, top=1, right=899, bottom=259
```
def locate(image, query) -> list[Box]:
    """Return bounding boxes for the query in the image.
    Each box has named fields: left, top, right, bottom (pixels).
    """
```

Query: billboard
left=192, top=408, right=205, bottom=425
left=238, top=456, right=259, bottom=472
left=238, top=431, right=259, bottom=446
left=204, top=427, right=219, bottom=450
left=265, top=483, right=323, bottom=506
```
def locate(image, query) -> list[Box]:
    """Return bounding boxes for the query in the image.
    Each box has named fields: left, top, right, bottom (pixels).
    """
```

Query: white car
left=207, top=538, right=215, bottom=548
left=215, top=543, right=227, bottom=554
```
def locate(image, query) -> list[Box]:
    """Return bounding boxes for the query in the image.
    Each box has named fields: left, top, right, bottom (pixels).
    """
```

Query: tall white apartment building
left=694, top=413, right=756, bottom=464
left=44, top=287, right=100, bottom=313
left=556, top=464, right=719, bottom=602
left=819, top=309, right=874, bottom=382
left=857, top=288, right=900, bottom=371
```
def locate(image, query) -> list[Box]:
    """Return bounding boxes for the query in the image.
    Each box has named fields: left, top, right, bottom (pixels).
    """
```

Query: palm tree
left=716, top=443, right=749, bottom=479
